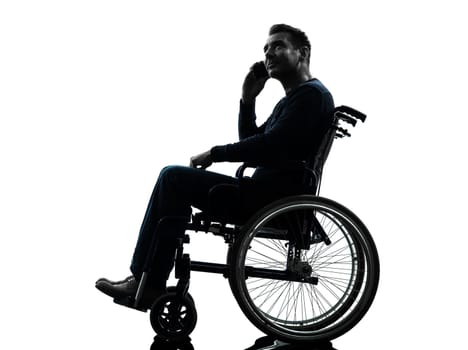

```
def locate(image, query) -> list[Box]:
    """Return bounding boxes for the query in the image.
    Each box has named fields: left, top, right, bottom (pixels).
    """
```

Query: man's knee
left=160, top=165, right=184, bottom=176
left=159, top=165, right=189, bottom=183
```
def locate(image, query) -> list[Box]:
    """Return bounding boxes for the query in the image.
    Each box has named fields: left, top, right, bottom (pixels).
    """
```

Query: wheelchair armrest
left=235, top=162, right=257, bottom=178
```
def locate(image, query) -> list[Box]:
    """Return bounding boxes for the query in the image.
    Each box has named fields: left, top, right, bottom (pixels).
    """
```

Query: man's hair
left=269, top=24, right=311, bottom=63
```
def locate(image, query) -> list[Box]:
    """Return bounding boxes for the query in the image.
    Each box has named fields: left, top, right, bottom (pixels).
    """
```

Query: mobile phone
left=253, top=61, right=269, bottom=79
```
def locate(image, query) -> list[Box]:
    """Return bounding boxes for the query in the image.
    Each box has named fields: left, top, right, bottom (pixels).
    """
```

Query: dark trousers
left=130, top=165, right=239, bottom=288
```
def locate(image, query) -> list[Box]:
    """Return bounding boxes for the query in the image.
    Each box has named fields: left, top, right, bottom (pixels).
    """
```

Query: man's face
left=264, top=32, right=301, bottom=79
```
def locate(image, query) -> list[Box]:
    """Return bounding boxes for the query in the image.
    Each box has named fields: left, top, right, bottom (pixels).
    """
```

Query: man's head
left=264, top=24, right=311, bottom=80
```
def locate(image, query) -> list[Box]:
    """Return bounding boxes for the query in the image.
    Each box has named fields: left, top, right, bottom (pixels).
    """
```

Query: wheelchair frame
left=115, top=106, right=380, bottom=345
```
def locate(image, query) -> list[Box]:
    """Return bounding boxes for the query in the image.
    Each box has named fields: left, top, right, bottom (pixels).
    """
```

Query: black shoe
left=96, top=277, right=167, bottom=309
left=95, top=276, right=138, bottom=299
left=95, top=275, right=133, bottom=286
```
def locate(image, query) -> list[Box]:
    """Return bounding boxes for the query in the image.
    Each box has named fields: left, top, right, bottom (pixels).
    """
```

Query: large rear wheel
left=229, top=195, right=379, bottom=343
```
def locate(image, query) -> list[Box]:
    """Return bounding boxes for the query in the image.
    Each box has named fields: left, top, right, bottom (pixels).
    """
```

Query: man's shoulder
left=287, top=79, right=331, bottom=102
left=286, top=79, right=335, bottom=115
left=300, top=78, right=331, bottom=95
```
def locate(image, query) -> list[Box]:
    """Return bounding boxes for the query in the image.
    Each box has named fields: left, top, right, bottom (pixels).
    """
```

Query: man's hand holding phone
left=242, top=61, right=270, bottom=104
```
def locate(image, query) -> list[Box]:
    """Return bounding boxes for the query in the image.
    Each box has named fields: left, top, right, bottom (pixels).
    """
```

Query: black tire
left=229, top=195, right=379, bottom=343
left=166, top=286, right=195, bottom=304
left=150, top=292, right=197, bottom=341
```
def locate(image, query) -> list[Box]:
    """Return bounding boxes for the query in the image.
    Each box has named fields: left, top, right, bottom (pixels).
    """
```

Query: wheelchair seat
left=196, top=180, right=308, bottom=226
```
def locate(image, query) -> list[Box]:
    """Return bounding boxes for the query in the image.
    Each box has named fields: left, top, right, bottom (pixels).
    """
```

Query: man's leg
left=130, top=165, right=239, bottom=288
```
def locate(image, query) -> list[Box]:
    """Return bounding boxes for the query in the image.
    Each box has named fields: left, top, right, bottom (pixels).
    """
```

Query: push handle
left=335, top=111, right=357, bottom=126
left=335, top=105, right=367, bottom=122
left=335, top=126, right=351, bottom=138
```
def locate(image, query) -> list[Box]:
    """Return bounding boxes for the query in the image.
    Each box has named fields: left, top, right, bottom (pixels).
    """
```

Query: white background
left=1, top=1, right=467, bottom=349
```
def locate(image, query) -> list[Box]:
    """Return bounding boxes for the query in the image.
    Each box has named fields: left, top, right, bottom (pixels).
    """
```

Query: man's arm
left=210, top=87, right=327, bottom=164
left=238, top=100, right=267, bottom=140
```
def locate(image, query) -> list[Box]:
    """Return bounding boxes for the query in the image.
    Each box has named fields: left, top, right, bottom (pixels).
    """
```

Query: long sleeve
left=238, top=100, right=266, bottom=140
left=211, top=82, right=333, bottom=164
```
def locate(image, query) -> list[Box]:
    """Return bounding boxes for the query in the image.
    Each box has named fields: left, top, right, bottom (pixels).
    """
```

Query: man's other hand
left=190, top=150, right=213, bottom=169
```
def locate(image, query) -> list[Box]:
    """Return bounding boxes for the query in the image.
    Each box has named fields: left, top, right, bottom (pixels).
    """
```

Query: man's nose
left=265, top=47, right=275, bottom=59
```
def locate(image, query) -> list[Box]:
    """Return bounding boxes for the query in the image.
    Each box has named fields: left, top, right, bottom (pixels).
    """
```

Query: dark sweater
left=211, top=78, right=334, bottom=191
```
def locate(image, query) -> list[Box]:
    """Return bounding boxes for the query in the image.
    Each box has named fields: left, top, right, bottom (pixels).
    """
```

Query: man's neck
left=281, top=71, right=314, bottom=94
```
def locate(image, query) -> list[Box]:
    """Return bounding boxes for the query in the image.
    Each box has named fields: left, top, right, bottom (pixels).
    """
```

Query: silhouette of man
left=96, top=24, right=334, bottom=307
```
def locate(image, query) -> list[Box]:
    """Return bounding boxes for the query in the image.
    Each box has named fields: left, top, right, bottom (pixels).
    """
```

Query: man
left=96, top=24, right=334, bottom=307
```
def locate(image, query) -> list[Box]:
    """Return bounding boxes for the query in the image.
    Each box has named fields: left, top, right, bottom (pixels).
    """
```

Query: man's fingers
left=189, top=157, right=195, bottom=168
left=189, top=151, right=211, bottom=169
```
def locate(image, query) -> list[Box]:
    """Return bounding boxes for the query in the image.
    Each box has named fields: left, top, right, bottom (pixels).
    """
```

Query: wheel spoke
left=247, top=248, right=285, bottom=266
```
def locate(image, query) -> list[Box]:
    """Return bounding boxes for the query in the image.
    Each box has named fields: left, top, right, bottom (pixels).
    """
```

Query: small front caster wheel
left=150, top=292, right=197, bottom=340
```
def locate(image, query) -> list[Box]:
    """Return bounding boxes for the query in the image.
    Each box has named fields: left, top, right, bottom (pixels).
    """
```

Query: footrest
left=113, top=296, right=148, bottom=313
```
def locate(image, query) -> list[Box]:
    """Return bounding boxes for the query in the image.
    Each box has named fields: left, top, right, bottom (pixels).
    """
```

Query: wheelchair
left=115, top=106, right=380, bottom=347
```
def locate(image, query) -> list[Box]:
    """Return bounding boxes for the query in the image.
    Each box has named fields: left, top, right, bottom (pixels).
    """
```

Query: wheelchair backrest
left=304, top=105, right=367, bottom=195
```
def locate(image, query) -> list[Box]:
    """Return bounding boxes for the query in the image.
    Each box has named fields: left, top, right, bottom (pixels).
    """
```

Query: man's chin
left=267, top=69, right=280, bottom=79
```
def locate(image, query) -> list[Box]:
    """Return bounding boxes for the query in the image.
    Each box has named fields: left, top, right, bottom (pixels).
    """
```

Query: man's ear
left=299, top=46, right=310, bottom=62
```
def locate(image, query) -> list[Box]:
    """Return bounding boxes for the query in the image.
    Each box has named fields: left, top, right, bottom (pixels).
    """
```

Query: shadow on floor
left=149, top=335, right=337, bottom=350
